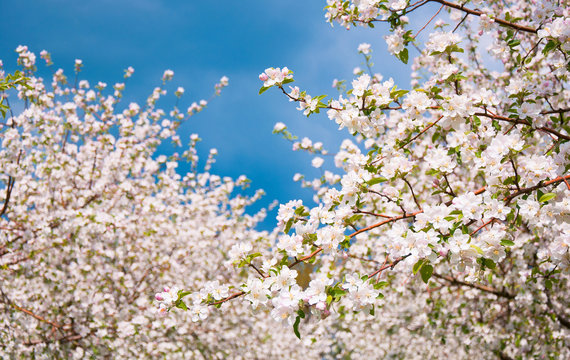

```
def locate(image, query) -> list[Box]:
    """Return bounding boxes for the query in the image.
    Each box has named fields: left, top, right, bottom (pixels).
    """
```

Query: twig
left=429, top=0, right=537, bottom=33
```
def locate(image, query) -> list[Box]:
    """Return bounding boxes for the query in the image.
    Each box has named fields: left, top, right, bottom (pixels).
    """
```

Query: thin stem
left=412, top=5, right=444, bottom=40
left=400, top=115, right=444, bottom=149
left=433, top=273, right=515, bottom=299
left=368, top=254, right=411, bottom=278
left=429, top=0, right=537, bottom=34
left=403, top=177, right=422, bottom=210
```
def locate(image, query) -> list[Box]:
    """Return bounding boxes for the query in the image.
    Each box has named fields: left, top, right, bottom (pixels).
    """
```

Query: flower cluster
left=165, top=2, right=569, bottom=359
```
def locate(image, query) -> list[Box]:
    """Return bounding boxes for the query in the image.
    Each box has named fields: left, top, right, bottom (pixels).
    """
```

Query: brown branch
left=474, top=112, right=570, bottom=141
left=349, top=210, right=421, bottom=238
left=348, top=254, right=382, bottom=264
left=504, top=174, right=570, bottom=204
left=209, top=290, right=246, bottom=306
left=400, top=115, right=444, bottom=149
left=433, top=273, right=515, bottom=299
left=368, top=254, right=411, bottom=278
left=509, top=157, right=521, bottom=191
left=249, top=263, right=268, bottom=278
left=470, top=218, right=496, bottom=236
left=354, top=209, right=393, bottom=219
left=442, top=173, right=457, bottom=197
left=23, top=331, right=93, bottom=346
left=289, top=247, right=323, bottom=268
left=542, top=108, right=570, bottom=115
left=429, top=0, right=537, bottom=34
left=10, top=303, right=62, bottom=328
left=0, top=176, right=15, bottom=218
left=403, top=177, right=422, bottom=211
left=412, top=5, right=444, bottom=40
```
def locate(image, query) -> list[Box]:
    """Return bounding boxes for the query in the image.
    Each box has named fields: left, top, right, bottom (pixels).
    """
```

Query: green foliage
left=0, top=70, right=31, bottom=118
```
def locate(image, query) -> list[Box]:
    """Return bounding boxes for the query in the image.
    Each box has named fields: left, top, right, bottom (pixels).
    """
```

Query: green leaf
left=484, top=258, right=496, bottom=270
left=398, top=48, right=409, bottom=64
left=501, top=239, right=515, bottom=247
left=249, top=252, right=262, bottom=260
left=373, top=281, right=389, bottom=289
left=176, top=300, right=188, bottom=311
left=420, top=264, right=433, bottom=284
left=177, top=290, right=192, bottom=300
left=391, top=89, right=409, bottom=99
left=538, top=193, right=556, bottom=203
left=413, top=259, right=425, bottom=274
left=293, top=315, right=301, bottom=339
left=542, top=40, right=558, bottom=55
left=284, top=218, right=294, bottom=234
left=259, top=86, right=270, bottom=95
left=297, top=309, right=305, bottom=319
left=545, top=279, right=553, bottom=290
left=367, top=177, right=387, bottom=186
left=470, top=244, right=483, bottom=255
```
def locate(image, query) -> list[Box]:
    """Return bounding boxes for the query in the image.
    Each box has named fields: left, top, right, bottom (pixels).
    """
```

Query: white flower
left=273, top=122, right=287, bottom=132
left=357, top=43, right=371, bottom=54
left=312, top=157, right=324, bottom=168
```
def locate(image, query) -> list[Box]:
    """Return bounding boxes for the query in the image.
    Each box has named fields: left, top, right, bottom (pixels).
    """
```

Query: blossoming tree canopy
left=0, top=46, right=288, bottom=358
left=162, top=1, right=569, bottom=359
left=1, top=0, right=569, bottom=359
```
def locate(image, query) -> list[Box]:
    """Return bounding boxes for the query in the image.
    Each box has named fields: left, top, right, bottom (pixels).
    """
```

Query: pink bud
left=155, top=293, right=164, bottom=301
left=163, top=286, right=170, bottom=292
left=259, top=73, right=268, bottom=82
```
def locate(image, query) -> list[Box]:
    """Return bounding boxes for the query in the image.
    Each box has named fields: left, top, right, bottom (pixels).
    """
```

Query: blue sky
left=1, top=0, right=423, bottom=229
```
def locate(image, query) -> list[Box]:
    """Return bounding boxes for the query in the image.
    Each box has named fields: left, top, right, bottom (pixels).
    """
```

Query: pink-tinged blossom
left=260, top=67, right=293, bottom=88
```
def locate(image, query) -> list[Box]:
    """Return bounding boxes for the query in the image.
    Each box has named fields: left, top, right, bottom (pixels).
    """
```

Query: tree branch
left=433, top=273, right=515, bottom=299
left=429, top=0, right=537, bottom=34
